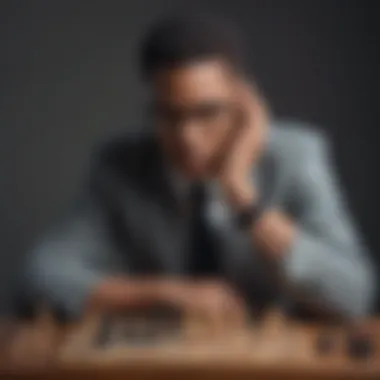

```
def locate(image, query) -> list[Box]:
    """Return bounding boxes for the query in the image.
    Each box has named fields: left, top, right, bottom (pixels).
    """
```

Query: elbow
left=23, top=250, right=99, bottom=320
left=284, top=233, right=376, bottom=319
left=316, top=252, right=376, bottom=320
left=343, top=255, right=376, bottom=318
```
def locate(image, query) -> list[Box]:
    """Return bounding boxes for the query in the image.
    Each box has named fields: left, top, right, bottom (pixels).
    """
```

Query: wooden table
left=1, top=310, right=380, bottom=379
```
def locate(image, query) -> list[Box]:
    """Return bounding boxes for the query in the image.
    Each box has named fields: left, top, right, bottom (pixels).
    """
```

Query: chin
left=180, top=163, right=208, bottom=180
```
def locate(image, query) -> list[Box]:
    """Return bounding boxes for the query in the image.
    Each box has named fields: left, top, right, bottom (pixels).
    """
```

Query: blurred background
left=0, top=0, right=379, bottom=313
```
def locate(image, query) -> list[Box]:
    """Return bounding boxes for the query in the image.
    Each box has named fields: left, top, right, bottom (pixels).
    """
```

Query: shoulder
left=267, top=119, right=331, bottom=168
left=90, top=130, right=160, bottom=180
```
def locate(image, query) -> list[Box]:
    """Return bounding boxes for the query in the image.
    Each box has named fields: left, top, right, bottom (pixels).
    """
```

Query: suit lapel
left=139, top=144, right=189, bottom=275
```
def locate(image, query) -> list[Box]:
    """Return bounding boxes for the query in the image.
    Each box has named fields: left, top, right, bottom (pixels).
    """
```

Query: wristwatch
left=235, top=203, right=263, bottom=230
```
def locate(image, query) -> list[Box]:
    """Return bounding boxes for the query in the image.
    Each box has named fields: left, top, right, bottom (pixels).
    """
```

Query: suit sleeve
left=23, top=196, right=128, bottom=318
left=282, top=134, right=375, bottom=318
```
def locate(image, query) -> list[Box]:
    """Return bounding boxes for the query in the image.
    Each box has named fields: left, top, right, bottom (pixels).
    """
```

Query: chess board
left=55, top=309, right=380, bottom=380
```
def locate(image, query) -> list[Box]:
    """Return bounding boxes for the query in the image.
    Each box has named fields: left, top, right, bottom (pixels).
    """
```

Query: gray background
left=1, top=0, right=379, bottom=312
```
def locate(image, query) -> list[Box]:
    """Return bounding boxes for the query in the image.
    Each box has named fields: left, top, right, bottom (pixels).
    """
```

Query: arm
left=22, top=200, right=245, bottom=321
left=23, top=197, right=176, bottom=318
left=230, top=133, right=375, bottom=318
left=22, top=197, right=128, bottom=318
left=215, top=84, right=374, bottom=318
left=250, top=134, right=375, bottom=318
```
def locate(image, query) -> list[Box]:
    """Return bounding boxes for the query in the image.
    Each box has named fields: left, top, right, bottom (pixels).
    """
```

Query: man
left=23, top=14, right=374, bottom=322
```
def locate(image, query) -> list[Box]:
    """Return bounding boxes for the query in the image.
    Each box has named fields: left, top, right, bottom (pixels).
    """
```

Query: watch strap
left=235, top=203, right=263, bottom=230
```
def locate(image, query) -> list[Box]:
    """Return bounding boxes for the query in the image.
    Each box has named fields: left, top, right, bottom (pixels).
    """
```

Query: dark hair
left=139, top=14, right=247, bottom=80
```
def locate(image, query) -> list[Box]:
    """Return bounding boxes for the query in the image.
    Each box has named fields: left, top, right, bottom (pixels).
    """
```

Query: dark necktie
left=189, top=183, right=219, bottom=276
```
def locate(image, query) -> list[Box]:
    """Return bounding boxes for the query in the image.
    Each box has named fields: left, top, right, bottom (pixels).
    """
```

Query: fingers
left=235, top=80, right=269, bottom=131
left=191, top=281, right=248, bottom=336
left=220, top=82, right=267, bottom=183
left=226, top=292, right=247, bottom=329
left=218, top=286, right=247, bottom=331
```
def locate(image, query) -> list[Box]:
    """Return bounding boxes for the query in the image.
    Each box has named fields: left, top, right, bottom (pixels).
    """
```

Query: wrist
left=224, top=180, right=257, bottom=212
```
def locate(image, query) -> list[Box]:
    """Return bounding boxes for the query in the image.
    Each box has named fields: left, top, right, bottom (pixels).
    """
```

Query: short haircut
left=139, top=13, right=248, bottom=80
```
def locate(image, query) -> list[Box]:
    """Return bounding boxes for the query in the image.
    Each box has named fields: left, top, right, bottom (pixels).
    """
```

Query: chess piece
left=346, top=332, right=374, bottom=360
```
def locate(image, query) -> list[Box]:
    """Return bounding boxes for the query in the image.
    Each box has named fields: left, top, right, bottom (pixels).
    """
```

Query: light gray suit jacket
left=23, top=120, right=376, bottom=319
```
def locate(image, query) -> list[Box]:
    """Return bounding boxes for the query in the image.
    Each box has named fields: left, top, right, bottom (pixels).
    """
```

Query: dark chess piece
left=346, top=332, right=375, bottom=360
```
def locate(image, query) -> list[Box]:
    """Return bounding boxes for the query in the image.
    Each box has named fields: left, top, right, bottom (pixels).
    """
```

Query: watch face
left=237, top=207, right=257, bottom=229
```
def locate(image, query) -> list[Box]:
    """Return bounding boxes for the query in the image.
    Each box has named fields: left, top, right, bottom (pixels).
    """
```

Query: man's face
left=152, top=60, right=239, bottom=179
